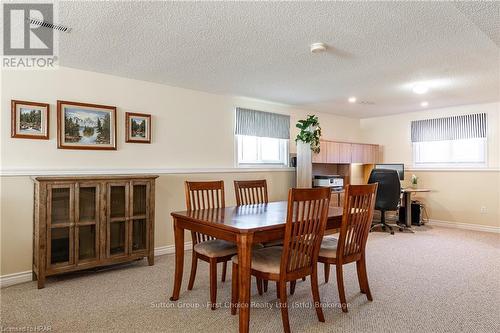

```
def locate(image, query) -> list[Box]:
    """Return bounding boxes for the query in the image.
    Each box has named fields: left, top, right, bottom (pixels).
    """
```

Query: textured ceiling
left=56, top=1, right=500, bottom=118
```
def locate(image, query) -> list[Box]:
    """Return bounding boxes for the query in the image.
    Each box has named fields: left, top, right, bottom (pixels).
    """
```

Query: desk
left=331, top=189, right=344, bottom=206
left=170, top=201, right=343, bottom=333
left=401, top=188, right=431, bottom=227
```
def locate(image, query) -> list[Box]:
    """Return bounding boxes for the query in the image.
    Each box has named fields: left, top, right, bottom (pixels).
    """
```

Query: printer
left=313, top=175, right=344, bottom=191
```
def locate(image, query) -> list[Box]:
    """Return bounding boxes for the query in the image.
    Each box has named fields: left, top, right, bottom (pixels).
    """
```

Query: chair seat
left=318, top=237, right=338, bottom=258
left=232, top=246, right=283, bottom=274
left=194, top=239, right=238, bottom=258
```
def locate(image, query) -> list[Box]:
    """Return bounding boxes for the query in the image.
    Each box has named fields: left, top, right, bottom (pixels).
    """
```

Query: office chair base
left=370, top=223, right=395, bottom=235
left=396, top=223, right=414, bottom=233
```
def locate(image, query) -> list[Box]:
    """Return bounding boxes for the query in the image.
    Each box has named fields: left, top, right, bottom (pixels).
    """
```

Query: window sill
left=407, top=167, right=499, bottom=172
left=237, top=164, right=294, bottom=170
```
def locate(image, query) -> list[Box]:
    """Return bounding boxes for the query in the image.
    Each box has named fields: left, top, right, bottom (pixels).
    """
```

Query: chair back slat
left=234, top=180, right=268, bottom=205
left=337, top=184, right=377, bottom=260
left=185, top=181, right=225, bottom=244
left=281, top=188, right=331, bottom=275
left=185, top=181, right=225, bottom=210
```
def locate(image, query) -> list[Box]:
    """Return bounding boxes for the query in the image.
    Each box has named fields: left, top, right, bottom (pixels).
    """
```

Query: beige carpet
left=1, top=226, right=499, bottom=332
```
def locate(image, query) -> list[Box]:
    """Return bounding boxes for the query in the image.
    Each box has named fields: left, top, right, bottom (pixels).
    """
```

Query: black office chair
left=368, top=169, right=401, bottom=235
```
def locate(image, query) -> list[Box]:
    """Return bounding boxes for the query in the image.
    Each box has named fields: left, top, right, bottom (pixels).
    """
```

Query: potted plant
left=295, top=115, right=322, bottom=153
left=295, top=115, right=322, bottom=188
left=411, top=174, right=418, bottom=188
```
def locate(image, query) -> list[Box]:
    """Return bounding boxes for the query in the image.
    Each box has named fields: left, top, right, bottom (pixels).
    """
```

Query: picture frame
left=11, top=100, right=50, bottom=140
left=125, top=112, right=151, bottom=144
left=57, top=100, right=117, bottom=150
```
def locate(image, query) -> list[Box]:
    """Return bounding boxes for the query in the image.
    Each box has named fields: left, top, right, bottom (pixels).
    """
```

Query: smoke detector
left=310, top=42, right=327, bottom=53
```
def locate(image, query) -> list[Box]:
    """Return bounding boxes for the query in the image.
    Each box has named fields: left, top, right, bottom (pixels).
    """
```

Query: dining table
left=169, top=201, right=343, bottom=333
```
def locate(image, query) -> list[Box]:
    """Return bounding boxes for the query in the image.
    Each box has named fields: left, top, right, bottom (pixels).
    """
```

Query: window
left=411, top=113, right=487, bottom=168
left=237, top=135, right=288, bottom=165
left=413, top=138, right=487, bottom=168
left=234, top=107, right=290, bottom=167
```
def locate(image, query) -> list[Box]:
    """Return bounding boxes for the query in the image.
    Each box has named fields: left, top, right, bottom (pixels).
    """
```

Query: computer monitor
left=374, top=163, right=404, bottom=180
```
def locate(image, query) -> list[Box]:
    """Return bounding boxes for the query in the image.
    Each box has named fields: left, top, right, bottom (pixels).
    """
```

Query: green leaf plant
left=295, top=115, right=322, bottom=154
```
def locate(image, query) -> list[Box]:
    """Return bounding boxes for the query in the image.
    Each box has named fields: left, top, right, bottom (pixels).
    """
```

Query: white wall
left=360, top=103, right=500, bottom=228
left=0, top=66, right=361, bottom=276
left=360, top=103, right=500, bottom=168
left=1, top=67, right=361, bottom=173
left=2, top=65, right=498, bottom=279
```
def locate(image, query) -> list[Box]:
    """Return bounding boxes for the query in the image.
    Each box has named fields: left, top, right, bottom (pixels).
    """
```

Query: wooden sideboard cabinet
left=32, top=175, right=158, bottom=288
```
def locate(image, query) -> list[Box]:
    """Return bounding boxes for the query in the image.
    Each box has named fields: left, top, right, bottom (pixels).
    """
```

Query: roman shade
left=411, top=113, right=487, bottom=142
left=235, top=107, right=290, bottom=140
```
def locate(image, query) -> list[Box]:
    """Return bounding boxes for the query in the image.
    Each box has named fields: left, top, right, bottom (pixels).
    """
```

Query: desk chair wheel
left=396, top=223, right=414, bottom=233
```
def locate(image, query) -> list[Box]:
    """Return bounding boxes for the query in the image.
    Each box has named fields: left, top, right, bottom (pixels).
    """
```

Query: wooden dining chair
left=234, top=179, right=273, bottom=294
left=231, top=187, right=331, bottom=333
left=185, top=180, right=237, bottom=310
left=318, top=184, right=378, bottom=313
left=234, top=179, right=268, bottom=205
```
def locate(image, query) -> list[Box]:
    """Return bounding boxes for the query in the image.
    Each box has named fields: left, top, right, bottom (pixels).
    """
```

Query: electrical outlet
left=480, top=206, right=487, bottom=214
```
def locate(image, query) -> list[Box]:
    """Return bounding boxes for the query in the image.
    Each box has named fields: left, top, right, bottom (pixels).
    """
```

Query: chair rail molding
left=0, top=167, right=296, bottom=177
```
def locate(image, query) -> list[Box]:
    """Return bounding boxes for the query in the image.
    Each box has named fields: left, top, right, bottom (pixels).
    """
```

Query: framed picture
left=125, top=112, right=151, bottom=143
left=11, top=100, right=50, bottom=139
left=57, top=100, right=117, bottom=150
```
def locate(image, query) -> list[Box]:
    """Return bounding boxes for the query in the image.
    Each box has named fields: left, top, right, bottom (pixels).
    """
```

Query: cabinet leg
left=37, top=274, right=45, bottom=289
left=32, top=271, right=37, bottom=281
left=148, top=254, right=154, bottom=266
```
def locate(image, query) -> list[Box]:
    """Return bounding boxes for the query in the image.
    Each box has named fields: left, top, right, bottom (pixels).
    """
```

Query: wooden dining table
left=169, top=201, right=343, bottom=333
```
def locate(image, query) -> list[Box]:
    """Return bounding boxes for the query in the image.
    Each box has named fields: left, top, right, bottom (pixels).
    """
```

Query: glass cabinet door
left=110, top=221, right=126, bottom=255
left=48, top=184, right=75, bottom=267
left=51, top=187, right=71, bottom=225
left=130, top=183, right=149, bottom=252
left=107, top=183, right=129, bottom=257
left=76, top=183, right=100, bottom=263
left=50, top=227, right=71, bottom=265
left=132, top=219, right=147, bottom=251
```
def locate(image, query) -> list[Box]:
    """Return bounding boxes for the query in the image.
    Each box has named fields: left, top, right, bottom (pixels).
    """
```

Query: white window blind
left=235, top=108, right=290, bottom=140
left=235, top=108, right=290, bottom=166
left=411, top=113, right=487, bottom=168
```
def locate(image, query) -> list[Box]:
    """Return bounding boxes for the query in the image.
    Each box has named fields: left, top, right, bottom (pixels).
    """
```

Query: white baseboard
left=154, top=242, right=193, bottom=256
left=428, top=219, right=500, bottom=233
left=1, top=242, right=193, bottom=288
left=0, top=271, right=33, bottom=288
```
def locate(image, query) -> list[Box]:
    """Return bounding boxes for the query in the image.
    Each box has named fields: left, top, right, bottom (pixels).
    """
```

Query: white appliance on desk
left=313, top=175, right=344, bottom=191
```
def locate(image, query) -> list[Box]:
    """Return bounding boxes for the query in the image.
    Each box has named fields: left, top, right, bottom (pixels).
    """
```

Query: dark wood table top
left=171, top=201, right=343, bottom=233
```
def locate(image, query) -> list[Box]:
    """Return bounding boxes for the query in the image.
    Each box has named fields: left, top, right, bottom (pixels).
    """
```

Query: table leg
left=170, top=218, right=184, bottom=301
left=237, top=232, right=253, bottom=333
left=405, top=192, right=412, bottom=228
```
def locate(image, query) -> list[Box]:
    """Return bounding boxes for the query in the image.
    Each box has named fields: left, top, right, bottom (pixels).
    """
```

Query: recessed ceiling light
left=402, top=79, right=452, bottom=93
left=413, top=84, right=429, bottom=94
left=310, top=42, right=327, bottom=53
left=348, top=97, right=357, bottom=103
left=420, top=101, right=429, bottom=107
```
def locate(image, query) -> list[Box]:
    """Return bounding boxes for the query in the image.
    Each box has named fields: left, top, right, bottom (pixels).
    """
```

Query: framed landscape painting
left=125, top=112, right=151, bottom=143
left=11, top=100, right=50, bottom=139
left=57, top=100, right=117, bottom=150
